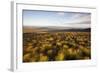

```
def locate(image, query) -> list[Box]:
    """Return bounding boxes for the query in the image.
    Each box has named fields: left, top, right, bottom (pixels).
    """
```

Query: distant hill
left=23, top=26, right=91, bottom=33
left=47, top=28, right=91, bottom=32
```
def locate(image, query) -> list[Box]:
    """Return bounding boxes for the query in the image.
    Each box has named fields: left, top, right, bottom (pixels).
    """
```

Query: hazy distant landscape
left=23, top=26, right=91, bottom=33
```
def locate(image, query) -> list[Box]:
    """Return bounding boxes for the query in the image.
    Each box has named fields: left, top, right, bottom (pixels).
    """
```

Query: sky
left=23, top=10, right=91, bottom=28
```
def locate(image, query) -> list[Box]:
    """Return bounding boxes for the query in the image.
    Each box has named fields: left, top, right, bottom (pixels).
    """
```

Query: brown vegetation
left=23, top=32, right=91, bottom=62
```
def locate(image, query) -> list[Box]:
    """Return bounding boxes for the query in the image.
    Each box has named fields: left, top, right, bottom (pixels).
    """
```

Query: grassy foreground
left=23, top=32, right=91, bottom=62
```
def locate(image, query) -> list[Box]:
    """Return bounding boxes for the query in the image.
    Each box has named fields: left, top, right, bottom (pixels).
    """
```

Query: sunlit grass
left=23, top=32, right=91, bottom=62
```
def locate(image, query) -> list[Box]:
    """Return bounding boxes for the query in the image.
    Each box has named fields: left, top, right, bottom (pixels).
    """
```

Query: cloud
left=62, top=13, right=91, bottom=28
left=65, top=13, right=91, bottom=24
